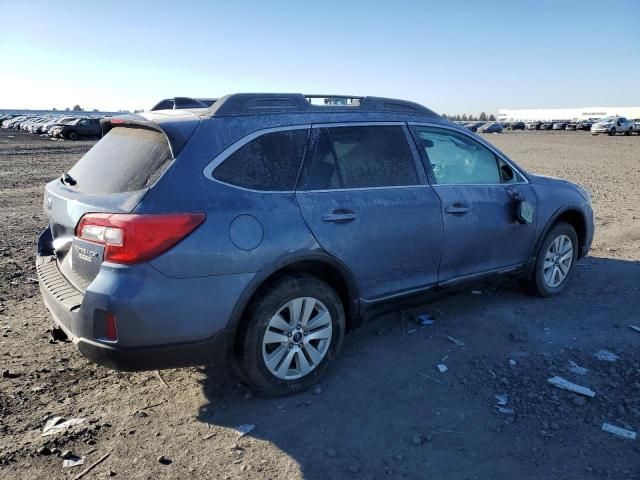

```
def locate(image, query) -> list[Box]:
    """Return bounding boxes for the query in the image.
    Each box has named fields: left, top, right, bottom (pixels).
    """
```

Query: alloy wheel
left=262, top=297, right=332, bottom=380
left=543, top=234, right=574, bottom=288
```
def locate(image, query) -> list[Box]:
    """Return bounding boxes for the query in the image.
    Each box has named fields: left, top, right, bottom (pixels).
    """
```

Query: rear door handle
left=322, top=211, right=357, bottom=223
left=444, top=205, right=470, bottom=214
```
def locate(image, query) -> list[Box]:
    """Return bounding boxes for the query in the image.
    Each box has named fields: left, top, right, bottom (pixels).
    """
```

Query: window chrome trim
left=202, top=124, right=311, bottom=193
left=408, top=122, right=530, bottom=186
left=298, top=184, right=433, bottom=194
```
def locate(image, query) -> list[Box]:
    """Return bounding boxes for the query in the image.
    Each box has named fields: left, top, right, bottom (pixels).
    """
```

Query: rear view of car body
left=37, top=113, right=243, bottom=369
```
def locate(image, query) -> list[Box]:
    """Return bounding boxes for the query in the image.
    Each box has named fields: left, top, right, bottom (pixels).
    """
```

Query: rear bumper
left=36, top=247, right=252, bottom=371
left=77, top=328, right=234, bottom=371
left=40, top=280, right=233, bottom=371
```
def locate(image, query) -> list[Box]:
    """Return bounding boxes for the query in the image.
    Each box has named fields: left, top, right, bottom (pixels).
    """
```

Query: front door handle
left=322, top=211, right=357, bottom=223
left=444, top=205, right=470, bottom=214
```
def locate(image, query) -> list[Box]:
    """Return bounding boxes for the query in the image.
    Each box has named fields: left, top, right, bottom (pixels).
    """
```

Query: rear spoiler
left=100, top=116, right=195, bottom=158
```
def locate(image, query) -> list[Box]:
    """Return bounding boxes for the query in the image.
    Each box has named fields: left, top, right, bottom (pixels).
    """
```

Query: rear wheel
left=626, top=128, right=632, bottom=136
left=609, top=128, right=616, bottom=136
left=528, top=222, right=578, bottom=297
left=237, top=273, right=345, bottom=396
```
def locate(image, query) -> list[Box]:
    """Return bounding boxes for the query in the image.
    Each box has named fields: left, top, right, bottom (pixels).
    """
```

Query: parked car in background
left=464, top=121, right=485, bottom=132
left=2, top=116, right=22, bottom=128
left=27, top=117, right=53, bottom=133
left=36, top=92, right=594, bottom=395
left=51, top=118, right=102, bottom=140
left=565, top=123, right=578, bottom=131
left=591, top=116, right=634, bottom=136
left=478, top=122, right=503, bottom=133
left=540, top=122, right=553, bottom=130
left=634, top=119, right=640, bottom=135
left=5, top=116, right=30, bottom=129
left=552, top=122, right=567, bottom=130
left=526, top=122, right=541, bottom=130
left=577, top=120, right=592, bottom=131
left=20, top=117, right=39, bottom=130
left=0, top=114, right=17, bottom=125
left=508, top=122, right=525, bottom=130
left=41, top=117, right=76, bottom=134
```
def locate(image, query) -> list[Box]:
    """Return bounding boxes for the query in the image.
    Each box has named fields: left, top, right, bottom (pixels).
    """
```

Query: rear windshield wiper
left=61, top=172, right=77, bottom=186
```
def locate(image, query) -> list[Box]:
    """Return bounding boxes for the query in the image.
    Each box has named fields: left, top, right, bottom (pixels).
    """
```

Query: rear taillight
left=75, top=213, right=205, bottom=264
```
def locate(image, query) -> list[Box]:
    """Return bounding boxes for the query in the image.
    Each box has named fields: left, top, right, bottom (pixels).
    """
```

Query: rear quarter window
left=67, top=127, right=172, bottom=194
left=213, top=129, right=309, bottom=191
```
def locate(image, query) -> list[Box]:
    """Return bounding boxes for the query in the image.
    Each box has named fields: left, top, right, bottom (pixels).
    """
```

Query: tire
left=626, top=128, right=632, bottom=136
left=609, top=128, right=616, bottom=136
left=68, top=131, right=78, bottom=141
left=528, top=222, right=578, bottom=297
left=236, top=273, right=345, bottom=396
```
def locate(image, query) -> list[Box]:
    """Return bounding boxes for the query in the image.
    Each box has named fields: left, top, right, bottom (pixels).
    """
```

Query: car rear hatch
left=39, top=112, right=201, bottom=292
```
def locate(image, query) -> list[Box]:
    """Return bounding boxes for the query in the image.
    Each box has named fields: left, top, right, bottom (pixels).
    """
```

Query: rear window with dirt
left=67, top=127, right=172, bottom=194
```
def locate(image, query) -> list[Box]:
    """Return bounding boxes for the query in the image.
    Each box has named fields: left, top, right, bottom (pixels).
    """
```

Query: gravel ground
left=0, top=129, right=639, bottom=479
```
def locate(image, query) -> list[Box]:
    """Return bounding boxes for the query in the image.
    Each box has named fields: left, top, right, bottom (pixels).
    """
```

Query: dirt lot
left=1, top=129, right=639, bottom=479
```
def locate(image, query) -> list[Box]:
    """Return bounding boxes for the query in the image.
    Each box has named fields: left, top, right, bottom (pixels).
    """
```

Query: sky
left=1, top=0, right=639, bottom=114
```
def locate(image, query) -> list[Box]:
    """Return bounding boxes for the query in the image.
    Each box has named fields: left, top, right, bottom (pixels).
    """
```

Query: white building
left=497, top=106, right=640, bottom=122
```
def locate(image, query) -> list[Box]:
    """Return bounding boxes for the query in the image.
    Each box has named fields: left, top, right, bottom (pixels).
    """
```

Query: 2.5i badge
left=71, top=238, right=104, bottom=280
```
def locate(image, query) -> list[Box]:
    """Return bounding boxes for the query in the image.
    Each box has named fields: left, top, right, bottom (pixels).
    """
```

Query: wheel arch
left=226, top=252, right=360, bottom=336
left=533, top=206, right=589, bottom=265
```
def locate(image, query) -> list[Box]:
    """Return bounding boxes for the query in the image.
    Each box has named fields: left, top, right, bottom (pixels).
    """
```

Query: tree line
left=442, top=112, right=496, bottom=122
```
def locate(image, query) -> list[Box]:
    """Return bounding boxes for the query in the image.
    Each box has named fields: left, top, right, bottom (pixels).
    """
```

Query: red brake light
left=75, top=213, right=205, bottom=264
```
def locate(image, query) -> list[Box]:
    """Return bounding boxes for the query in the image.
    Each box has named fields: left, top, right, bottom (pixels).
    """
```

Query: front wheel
left=609, top=128, right=616, bottom=136
left=528, top=222, right=578, bottom=297
left=68, top=131, right=78, bottom=141
left=236, top=273, right=345, bottom=396
left=626, top=128, right=632, bottom=136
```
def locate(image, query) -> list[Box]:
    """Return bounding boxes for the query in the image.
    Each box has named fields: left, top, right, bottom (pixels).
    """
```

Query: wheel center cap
left=292, top=332, right=303, bottom=344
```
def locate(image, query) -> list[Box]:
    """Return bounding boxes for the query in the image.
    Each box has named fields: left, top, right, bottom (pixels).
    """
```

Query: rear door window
left=213, top=129, right=309, bottom=191
left=67, top=126, right=172, bottom=194
left=304, top=125, right=419, bottom=189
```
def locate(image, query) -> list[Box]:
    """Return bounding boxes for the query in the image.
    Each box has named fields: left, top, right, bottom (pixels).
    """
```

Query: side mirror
left=500, top=164, right=514, bottom=182
left=516, top=200, right=534, bottom=224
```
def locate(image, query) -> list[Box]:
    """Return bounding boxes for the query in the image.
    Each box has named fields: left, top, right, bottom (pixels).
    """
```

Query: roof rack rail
left=206, top=93, right=438, bottom=117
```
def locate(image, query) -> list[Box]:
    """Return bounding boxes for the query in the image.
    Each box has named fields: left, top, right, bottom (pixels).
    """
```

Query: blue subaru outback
left=37, top=94, right=594, bottom=396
